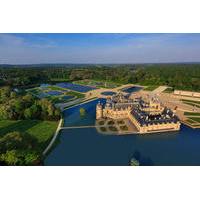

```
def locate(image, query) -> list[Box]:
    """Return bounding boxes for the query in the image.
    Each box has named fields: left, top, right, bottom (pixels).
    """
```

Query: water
left=56, top=82, right=96, bottom=93
left=46, top=91, right=63, bottom=96
left=62, top=95, right=74, bottom=100
left=122, top=86, right=143, bottom=93
left=101, top=91, right=116, bottom=96
left=45, top=99, right=200, bottom=166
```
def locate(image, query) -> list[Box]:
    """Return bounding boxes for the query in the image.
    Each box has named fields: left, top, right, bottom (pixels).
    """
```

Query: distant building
left=96, top=93, right=180, bottom=134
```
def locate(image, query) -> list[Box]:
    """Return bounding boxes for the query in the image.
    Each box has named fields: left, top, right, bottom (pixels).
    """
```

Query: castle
left=96, top=93, right=181, bottom=134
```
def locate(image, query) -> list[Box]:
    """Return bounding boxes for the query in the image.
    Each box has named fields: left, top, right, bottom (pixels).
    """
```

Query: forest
left=0, top=63, right=200, bottom=91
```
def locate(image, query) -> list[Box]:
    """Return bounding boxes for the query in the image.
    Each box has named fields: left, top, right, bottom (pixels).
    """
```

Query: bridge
left=60, top=125, right=109, bottom=130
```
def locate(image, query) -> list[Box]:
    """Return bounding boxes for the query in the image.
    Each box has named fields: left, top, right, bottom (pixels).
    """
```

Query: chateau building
left=96, top=93, right=181, bottom=134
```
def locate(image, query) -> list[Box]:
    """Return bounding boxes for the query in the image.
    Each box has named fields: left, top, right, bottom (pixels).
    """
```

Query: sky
left=0, top=33, right=200, bottom=64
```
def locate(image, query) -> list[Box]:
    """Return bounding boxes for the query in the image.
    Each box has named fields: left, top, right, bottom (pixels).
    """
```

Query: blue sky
left=0, top=33, right=200, bottom=64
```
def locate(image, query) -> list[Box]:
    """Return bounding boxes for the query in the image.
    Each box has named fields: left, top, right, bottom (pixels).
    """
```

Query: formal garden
left=27, top=83, right=85, bottom=104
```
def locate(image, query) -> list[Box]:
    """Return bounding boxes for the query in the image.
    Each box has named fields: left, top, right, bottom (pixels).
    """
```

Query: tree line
left=0, top=63, right=200, bottom=91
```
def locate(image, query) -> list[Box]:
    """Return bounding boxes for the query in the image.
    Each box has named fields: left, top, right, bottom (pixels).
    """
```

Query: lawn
left=186, top=119, right=196, bottom=124
left=50, top=78, right=70, bottom=83
left=182, top=100, right=200, bottom=108
left=67, top=91, right=85, bottom=98
left=27, top=88, right=41, bottom=95
left=163, top=87, right=174, bottom=93
left=143, top=85, right=159, bottom=91
left=182, top=99, right=200, bottom=105
left=188, top=117, right=200, bottom=123
left=0, top=120, right=58, bottom=153
left=184, top=112, right=200, bottom=116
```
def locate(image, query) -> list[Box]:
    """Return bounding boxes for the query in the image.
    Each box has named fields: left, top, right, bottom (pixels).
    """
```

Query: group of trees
left=0, top=87, right=61, bottom=121
left=0, top=131, right=40, bottom=165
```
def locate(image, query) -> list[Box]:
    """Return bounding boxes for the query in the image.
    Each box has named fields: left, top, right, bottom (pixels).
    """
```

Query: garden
left=27, top=83, right=85, bottom=104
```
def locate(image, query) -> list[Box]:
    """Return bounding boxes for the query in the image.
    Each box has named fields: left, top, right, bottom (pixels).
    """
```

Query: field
left=0, top=120, right=58, bottom=153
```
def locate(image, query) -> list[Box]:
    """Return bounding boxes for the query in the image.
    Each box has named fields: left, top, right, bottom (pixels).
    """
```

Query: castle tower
left=96, top=101, right=103, bottom=119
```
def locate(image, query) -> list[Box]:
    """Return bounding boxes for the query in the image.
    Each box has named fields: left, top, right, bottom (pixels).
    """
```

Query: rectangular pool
left=56, top=82, right=96, bottom=93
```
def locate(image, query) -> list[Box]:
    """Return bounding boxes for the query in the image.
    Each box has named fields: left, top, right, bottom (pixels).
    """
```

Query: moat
left=45, top=98, right=200, bottom=166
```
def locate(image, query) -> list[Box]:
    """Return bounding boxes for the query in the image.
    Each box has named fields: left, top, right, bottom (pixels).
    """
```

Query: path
left=42, top=118, right=63, bottom=156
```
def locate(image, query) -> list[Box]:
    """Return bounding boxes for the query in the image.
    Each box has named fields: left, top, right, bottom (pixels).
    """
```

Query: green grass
left=46, top=95, right=76, bottom=104
left=47, top=85, right=68, bottom=91
left=188, top=117, right=200, bottom=123
left=186, top=119, right=196, bottom=124
left=184, top=112, right=200, bottom=116
left=182, top=99, right=200, bottom=105
left=108, top=126, right=118, bottom=131
left=27, top=88, right=40, bottom=95
left=182, top=101, right=200, bottom=108
left=100, top=127, right=107, bottom=132
left=98, top=120, right=105, bottom=125
left=108, top=120, right=115, bottom=125
left=117, top=120, right=125, bottom=125
left=67, top=91, right=85, bottom=98
left=28, top=85, right=84, bottom=104
left=120, top=125, right=128, bottom=131
left=50, top=78, right=70, bottom=82
left=0, top=120, right=58, bottom=153
left=163, top=87, right=174, bottom=93
left=143, top=85, right=159, bottom=91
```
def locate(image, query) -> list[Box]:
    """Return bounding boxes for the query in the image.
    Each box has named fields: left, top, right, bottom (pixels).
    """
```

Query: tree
left=0, top=150, right=19, bottom=165
left=130, top=158, right=140, bottom=166
left=10, top=91, right=17, bottom=99
left=24, top=107, right=33, bottom=119
left=79, top=108, right=86, bottom=116
left=0, top=104, right=9, bottom=119
left=24, top=151, right=40, bottom=165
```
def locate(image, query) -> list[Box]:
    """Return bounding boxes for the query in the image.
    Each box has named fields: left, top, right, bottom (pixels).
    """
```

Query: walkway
left=42, top=118, right=63, bottom=156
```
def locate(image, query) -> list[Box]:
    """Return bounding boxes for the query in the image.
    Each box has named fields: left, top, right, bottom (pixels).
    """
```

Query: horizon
left=1, top=61, right=200, bottom=66
left=1, top=33, right=200, bottom=64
